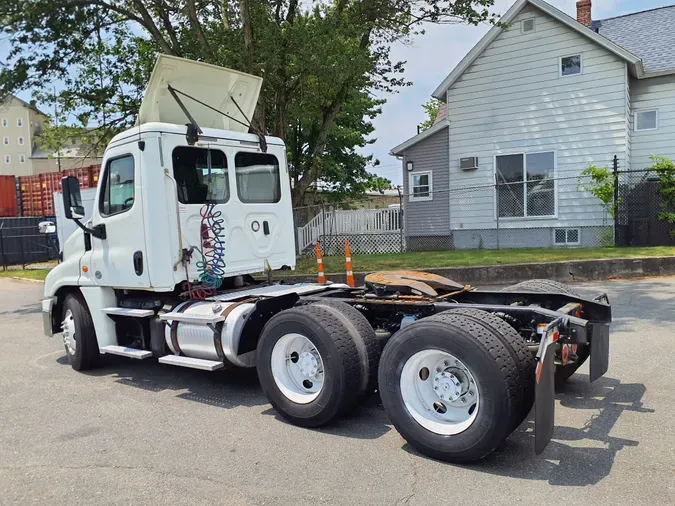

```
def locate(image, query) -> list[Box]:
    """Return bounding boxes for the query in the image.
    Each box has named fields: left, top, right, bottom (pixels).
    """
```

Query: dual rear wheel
left=257, top=303, right=535, bottom=462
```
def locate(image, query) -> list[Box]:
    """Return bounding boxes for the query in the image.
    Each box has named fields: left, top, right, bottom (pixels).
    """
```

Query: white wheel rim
left=400, top=350, right=480, bottom=435
left=270, top=333, right=325, bottom=404
left=62, top=309, right=76, bottom=356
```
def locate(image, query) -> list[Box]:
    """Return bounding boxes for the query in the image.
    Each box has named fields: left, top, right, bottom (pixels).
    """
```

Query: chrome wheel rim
left=400, top=350, right=479, bottom=435
left=270, top=333, right=325, bottom=404
left=62, top=309, right=76, bottom=356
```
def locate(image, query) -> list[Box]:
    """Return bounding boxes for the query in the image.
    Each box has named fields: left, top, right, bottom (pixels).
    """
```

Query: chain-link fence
left=294, top=165, right=674, bottom=257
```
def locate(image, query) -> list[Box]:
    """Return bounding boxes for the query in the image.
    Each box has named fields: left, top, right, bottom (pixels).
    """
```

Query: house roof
left=432, top=0, right=645, bottom=100
left=1, top=94, right=48, bottom=117
left=389, top=120, right=448, bottom=156
left=592, top=6, right=675, bottom=74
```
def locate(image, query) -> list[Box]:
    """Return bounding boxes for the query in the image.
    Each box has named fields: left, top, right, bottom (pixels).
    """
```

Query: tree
left=418, top=97, right=443, bottom=131
left=1, top=0, right=500, bottom=206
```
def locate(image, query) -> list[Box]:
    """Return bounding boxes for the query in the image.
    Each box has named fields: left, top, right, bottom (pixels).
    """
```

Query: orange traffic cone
left=345, top=239, right=355, bottom=288
left=315, top=242, right=326, bottom=284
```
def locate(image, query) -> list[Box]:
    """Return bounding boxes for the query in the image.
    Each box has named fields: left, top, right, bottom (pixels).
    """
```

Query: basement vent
left=460, top=157, right=478, bottom=170
left=521, top=19, right=535, bottom=33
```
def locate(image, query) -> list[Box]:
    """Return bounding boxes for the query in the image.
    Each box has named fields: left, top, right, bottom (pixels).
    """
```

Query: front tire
left=256, top=305, right=366, bottom=427
left=378, top=312, right=521, bottom=463
left=61, top=293, right=100, bottom=371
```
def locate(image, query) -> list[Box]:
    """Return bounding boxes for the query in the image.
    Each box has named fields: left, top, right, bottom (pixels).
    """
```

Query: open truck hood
left=137, top=55, right=262, bottom=132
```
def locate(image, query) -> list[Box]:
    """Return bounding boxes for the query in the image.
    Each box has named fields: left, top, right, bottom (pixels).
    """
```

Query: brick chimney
left=576, top=0, right=592, bottom=27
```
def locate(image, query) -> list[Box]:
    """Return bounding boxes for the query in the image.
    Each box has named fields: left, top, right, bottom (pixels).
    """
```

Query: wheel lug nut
left=469, top=391, right=474, bottom=396
left=436, top=367, right=441, bottom=372
left=443, top=361, right=449, bottom=366
left=461, top=397, right=466, bottom=403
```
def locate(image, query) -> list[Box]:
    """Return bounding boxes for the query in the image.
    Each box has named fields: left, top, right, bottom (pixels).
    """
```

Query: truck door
left=88, top=146, right=150, bottom=288
left=231, top=151, right=285, bottom=262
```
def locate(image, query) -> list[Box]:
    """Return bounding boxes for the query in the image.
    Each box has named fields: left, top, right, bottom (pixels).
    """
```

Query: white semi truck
left=42, top=55, right=612, bottom=463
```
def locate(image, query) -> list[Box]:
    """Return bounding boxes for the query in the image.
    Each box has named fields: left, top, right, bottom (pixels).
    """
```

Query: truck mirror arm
left=73, top=218, right=107, bottom=240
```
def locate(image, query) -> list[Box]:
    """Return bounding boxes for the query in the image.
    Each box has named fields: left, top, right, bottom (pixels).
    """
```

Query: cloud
left=368, top=0, right=669, bottom=186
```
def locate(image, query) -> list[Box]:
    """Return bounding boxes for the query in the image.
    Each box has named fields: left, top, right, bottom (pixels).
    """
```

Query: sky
left=3, top=0, right=672, bottom=186
left=370, top=0, right=673, bottom=185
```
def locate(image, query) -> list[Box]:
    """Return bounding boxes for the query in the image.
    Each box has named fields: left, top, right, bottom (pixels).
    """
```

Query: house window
left=496, top=151, right=555, bottom=218
left=409, top=171, right=433, bottom=201
left=521, top=18, right=535, bottom=33
left=554, top=228, right=580, bottom=245
left=635, top=110, right=657, bottom=131
left=19, top=155, right=25, bottom=164
left=560, top=55, right=582, bottom=76
left=1, top=119, right=6, bottom=127
left=17, top=118, right=23, bottom=127
left=4, top=155, right=10, bottom=164
left=2, top=137, right=8, bottom=145
left=18, top=137, right=24, bottom=145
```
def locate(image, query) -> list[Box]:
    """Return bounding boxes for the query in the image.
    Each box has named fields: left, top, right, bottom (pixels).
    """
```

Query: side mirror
left=61, top=176, right=85, bottom=219
left=38, top=221, right=56, bottom=234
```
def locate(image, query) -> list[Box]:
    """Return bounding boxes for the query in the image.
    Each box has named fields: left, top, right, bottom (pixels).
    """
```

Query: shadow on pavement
left=0, top=303, right=42, bottom=316
left=59, top=354, right=269, bottom=410
left=261, top=392, right=392, bottom=440
left=404, top=374, right=653, bottom=485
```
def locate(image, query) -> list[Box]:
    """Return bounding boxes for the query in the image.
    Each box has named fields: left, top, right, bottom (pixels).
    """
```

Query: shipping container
left=63, top=167, right=94, bottom=189
left=0, top=176, right=18, bottom=217
left=18, top=175, right=44, bottom=217
left=40, top=172, right=62, bottom=216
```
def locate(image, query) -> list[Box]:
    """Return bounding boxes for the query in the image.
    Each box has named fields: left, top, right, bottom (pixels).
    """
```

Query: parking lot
left=0, top=276, right=673, bottom=505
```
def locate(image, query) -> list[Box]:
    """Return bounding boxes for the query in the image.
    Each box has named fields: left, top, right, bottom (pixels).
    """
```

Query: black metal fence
left=616, top=168, right=675, bottom=247
left=0, top=217, right=59, bottom=269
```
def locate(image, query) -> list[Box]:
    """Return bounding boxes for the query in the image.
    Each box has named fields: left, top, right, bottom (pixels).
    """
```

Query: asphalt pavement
left=0, top=276, right=673, bottom=505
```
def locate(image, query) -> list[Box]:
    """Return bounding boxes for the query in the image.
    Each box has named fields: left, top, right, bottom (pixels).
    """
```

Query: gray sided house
left=391, top=0, right=675, bottom=250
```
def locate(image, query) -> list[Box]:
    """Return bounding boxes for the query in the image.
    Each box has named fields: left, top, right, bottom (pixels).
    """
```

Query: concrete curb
left=276, top=255, right=675, bottom=286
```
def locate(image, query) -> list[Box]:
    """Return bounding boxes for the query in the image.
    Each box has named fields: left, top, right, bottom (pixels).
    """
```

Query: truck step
left=100, top=345, right=152, bottom=359
left=158, top=355, right=225, bottom=371
left=159, top=312, right=226, bottom=324
left=103, top=307, right=155, bottom=318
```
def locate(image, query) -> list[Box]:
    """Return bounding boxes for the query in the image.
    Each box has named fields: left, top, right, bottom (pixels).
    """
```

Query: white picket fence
left=296, top=207, right=402, bottom=254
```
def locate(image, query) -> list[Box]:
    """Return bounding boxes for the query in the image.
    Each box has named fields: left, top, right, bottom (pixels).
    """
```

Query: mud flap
left=589, top=323, right=610, bottom=382
left=534, top=322, right=559, bottom=455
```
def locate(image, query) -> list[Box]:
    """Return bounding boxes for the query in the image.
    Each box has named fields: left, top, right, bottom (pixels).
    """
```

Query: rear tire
left=256, top=305, right=365, bottom=427
left=378, top=312, right=520, bottom=463
left=502, top=279, right=589, bottom=386
left=62, top=293, right=100, bottom=371
left=502, top=279, right=579, bottom=297
left=443, top=308, right=535, bottom=429
left=309, top=301, right=380, bottom=396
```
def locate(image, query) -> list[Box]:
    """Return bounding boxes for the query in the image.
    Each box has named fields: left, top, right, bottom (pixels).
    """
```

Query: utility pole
left=54, top=86, right=61, bottom=172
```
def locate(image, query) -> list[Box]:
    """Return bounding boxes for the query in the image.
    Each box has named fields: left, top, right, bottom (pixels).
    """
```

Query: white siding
left=630, top=75, right=675, bottom=169
left=446, top=4, right=627, bottom=231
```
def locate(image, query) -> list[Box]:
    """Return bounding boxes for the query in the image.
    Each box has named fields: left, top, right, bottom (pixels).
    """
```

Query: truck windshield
left=172, top=146, right=229, bottom=204
left=235, top=152, right=280, bottom=203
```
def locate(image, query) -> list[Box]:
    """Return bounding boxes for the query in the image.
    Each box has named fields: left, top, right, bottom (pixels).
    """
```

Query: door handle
left=133, top=251, right=144, bottom=276
left=263, top=221, right=270, bottom=235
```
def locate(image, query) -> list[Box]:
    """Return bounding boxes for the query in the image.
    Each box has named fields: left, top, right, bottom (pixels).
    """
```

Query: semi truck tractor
left=42, top=55, right=612, bottom=463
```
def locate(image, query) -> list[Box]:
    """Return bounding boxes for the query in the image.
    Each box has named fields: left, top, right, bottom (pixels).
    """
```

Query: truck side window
left=172, top=146, right=229, bottom=204
left=235, top=152, right=281, bottom=204
left=100, top=155, right=135, bottom=216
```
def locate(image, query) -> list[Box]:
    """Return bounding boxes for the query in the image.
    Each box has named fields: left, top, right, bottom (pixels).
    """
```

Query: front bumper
left=42, top=297, right=56, bottom=337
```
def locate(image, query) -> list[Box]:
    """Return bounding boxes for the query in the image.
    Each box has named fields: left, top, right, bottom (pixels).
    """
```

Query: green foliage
left=1, top=0, right=501, bottom=205
left=578, top=164, right=616, bottom=218
left=418, top=98, right=443, bottom=131
left=647, top=155, right=675, bottom=236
